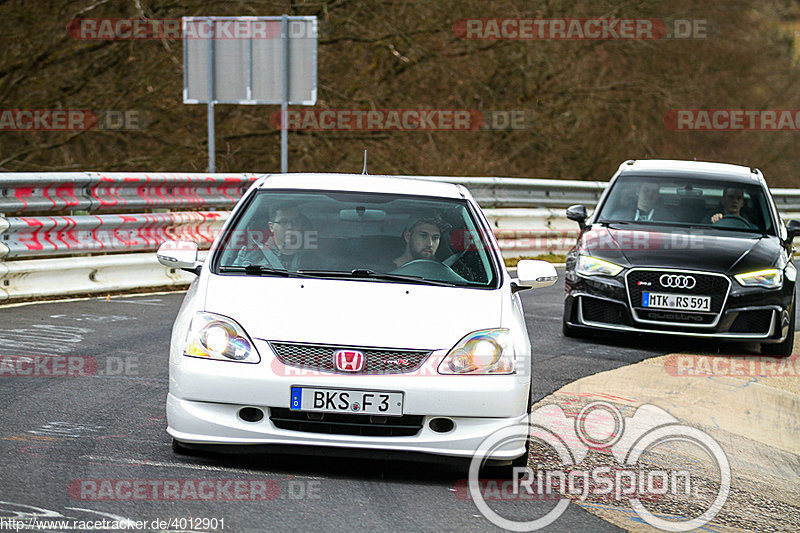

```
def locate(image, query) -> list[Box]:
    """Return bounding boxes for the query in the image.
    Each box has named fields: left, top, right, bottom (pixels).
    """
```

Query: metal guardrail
left=409, top=175, right=608, bottom=208
left=0, top=173, right=254, bottom=260
left=0, top=172, right=258, bottom=214
left=2, top=172, right=800, bottom=301
left=0, top=212, right=227, bottom=259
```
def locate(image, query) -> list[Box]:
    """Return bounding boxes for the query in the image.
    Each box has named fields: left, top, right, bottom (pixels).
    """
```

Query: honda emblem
left=334, top=350, right=364, bottom=372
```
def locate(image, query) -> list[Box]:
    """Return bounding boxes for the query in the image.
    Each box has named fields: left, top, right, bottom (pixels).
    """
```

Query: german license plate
left=642, top=292, right=710, bottom=312
left=290, top=387, right=404, bottom=416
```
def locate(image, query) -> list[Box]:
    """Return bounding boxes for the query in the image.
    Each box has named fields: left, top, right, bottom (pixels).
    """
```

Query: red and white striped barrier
left=0, top=212, right=227, bottom=259
left=0, top=172, right=258, bottom=214
left=88, top=173, right=257, bottom=212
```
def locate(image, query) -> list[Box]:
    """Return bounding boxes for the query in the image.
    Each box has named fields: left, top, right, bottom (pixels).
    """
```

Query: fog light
left=429, top=418, right=454, bottom=433
left=238, top=407, right=264, bottom=423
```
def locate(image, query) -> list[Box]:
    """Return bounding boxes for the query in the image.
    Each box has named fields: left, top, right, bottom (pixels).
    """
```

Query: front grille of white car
left=269, top=408, right=424, bottom=437
left=269, top=342, right=432, bottom=374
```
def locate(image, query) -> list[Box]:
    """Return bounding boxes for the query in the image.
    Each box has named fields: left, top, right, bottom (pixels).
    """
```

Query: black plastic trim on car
left=574, top=296, right=777, bottom=339
left=269, top=407, right=424, bottom=437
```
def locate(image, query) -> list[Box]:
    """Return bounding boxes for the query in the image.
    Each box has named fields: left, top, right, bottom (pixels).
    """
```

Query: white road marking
left=28, top=422, right=107, bottom=438
left=49, top=313, right=135, bottom=322
left=106, top=298, right=165, bottom=306
left=0, top=325, right=90, bottom=354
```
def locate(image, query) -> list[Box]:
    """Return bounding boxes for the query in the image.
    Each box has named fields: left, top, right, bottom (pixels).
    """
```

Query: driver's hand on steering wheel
left=711, top=213, right=723, bottom=223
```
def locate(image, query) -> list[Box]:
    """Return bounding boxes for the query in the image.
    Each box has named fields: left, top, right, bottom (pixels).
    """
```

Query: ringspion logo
left=469, top=402, right=730, bottom=531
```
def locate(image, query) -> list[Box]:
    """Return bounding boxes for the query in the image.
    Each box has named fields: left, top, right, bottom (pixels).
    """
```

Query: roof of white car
left=618, top=159, right=762, bottom=182
left=255, top=173, right=466, bottom=199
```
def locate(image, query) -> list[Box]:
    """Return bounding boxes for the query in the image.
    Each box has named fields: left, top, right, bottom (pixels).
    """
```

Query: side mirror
left=513, top=259, right=558, bottom=292
left=566, top=204, right=588, bottom=230
left=157, top=241, right=201, bottom=274
left=787, top=220, right=800, bottom=242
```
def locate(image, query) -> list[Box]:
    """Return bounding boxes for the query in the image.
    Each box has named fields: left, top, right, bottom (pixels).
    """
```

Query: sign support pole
left=281, top=15, right=289, bottom=173
left=207, top=21, right=216, bottom=172
left=207, top=102, right=215, bottom=173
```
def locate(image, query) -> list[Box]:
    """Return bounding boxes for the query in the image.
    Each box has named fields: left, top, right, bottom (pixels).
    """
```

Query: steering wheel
left=390, top=259, right=468, bottom=283
left=715, top=214, right=756, bottom=230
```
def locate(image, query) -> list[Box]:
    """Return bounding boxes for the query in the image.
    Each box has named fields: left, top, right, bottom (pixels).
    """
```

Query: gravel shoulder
left=530, top=346, right=800, bottom=533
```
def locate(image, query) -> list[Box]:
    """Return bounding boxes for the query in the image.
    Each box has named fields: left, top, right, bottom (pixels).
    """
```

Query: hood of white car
left=203, top=274, right=503, bottom=351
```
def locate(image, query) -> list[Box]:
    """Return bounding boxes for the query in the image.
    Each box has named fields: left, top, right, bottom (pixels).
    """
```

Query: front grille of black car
left=638, top=310, right=717, bottom=325
left=269, top=342, right=431, bottom=374
left=729, top=309, right=774, bottom=334
left=626, top=269, right=730, bottom=326
left=269, top=408, right=424, bottom=437
left=581, top=297, right=631, bottom=326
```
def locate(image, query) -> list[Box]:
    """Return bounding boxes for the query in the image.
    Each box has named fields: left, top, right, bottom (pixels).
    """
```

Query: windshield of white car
left=212, top=190, right=499, bottom=287
left=596, top=176, right=775, bottom=235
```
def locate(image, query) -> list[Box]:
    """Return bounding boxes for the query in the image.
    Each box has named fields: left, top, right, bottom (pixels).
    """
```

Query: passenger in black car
left=609, top=182, right=673, bottom=221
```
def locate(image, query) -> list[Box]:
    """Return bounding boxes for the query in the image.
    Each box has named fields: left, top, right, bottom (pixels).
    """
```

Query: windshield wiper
left=296, top=268, right=458, bottom=287
left=219, top=265, right=297, bottom=277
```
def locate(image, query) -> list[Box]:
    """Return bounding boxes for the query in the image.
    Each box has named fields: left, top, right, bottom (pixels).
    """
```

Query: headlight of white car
left=184, top=312, right=260, bottom=363
left=734, top=268, right=783, bottom=289
left=438, top=329, right=515, bottom=375
left=576, top=255, right=624, bottom=277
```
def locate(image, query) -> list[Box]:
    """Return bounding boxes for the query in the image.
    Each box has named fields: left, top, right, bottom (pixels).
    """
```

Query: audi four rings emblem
left=659, top=274, right=696, bottom=289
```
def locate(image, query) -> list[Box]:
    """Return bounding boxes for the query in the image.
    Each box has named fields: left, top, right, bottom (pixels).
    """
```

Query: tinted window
left=597, top=176, right=774, bottom=234
left=212, top=190, right=499, bottom=287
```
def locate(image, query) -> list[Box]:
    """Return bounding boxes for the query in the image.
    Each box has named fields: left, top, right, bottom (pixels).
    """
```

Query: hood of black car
left=581, top=225, right=782, bottom=274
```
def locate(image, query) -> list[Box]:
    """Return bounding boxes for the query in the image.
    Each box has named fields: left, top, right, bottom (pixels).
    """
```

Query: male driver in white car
left=392, top=214, right=449, bottom=267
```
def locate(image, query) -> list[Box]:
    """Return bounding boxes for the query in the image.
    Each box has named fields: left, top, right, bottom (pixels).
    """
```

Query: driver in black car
left=710, top=187, right=748, bottom=224
left=392, top=215, right=449, bottom=268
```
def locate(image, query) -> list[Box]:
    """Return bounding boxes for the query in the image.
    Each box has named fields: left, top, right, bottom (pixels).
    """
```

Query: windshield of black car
left=212, top=190, right=499, bottom=287
left=596, top=176, right=775, bottom=235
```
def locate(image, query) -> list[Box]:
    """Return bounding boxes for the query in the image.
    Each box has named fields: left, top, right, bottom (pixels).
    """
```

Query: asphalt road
left=0, top=272, right=743, bottom=533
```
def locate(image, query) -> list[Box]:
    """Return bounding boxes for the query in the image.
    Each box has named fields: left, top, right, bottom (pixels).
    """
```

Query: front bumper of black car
left=564, top=268, right=794, bottom=342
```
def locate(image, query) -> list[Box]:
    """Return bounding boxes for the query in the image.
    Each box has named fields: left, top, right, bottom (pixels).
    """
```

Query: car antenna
left=361, top=149, right=368, bottom=175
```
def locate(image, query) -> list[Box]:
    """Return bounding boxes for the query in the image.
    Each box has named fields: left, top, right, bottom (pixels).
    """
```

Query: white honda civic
left=157, top=173, right=556, bottom=465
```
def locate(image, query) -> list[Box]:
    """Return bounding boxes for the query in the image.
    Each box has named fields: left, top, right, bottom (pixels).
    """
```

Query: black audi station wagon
left=563, top=159, right=800, bottom=355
